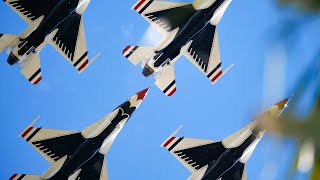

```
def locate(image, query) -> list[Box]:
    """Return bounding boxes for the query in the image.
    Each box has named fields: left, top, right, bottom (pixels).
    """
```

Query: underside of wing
left=20, top=126, right=85, bottom=164
left=71, top=153, right=108, bottom=180
left=4, top=0, right=62, bottom=23
left=162, top=136, right=225, bottom=173
left=183, top=24, right=225, bottom=84
left=132, top=0, right=195, bottom=36
left=50, top=13, right=89, bottom=72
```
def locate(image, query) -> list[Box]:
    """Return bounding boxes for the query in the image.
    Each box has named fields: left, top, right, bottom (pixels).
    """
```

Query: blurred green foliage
left=278, top=0, right=320, bottom=12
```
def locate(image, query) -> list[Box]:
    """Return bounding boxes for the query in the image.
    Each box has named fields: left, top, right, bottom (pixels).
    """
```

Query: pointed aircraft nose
left=268, top=97, right=291, bottom=120
left=136, top=87, right=150, bottom=101
left=254, top=97, right=291, bottom=134
left=122, top=87, right=150, bottom=108
left=128, top=87, right=150, bottom=108
left=275, top=97, right=291, bottom=110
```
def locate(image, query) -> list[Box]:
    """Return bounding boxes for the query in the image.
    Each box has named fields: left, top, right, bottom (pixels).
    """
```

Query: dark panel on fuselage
left=76, top=153, right=105, bottom=180
left=202, top=133, right=256, bottom=179
left=220, top=162, right=245, bottom=180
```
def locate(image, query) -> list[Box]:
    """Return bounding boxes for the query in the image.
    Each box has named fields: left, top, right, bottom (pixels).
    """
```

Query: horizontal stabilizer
left=154, top=64, right=176, bottom=96
left=0, top=34, right=18, bottom=54
left=122, top=45, right=154, bottom=66
left=20, top=54, right=42, bottom=85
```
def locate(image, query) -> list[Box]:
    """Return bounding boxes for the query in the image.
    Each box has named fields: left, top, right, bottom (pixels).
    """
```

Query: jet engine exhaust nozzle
left=7, top=53, right=19, bottom=65
left=142, top=64, right=154, bottom=77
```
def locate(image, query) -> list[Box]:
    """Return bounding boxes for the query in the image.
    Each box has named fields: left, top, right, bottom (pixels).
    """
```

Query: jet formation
left=162, top=98, right=290, bottom=180
left=0, top=0, right=98, bottom=84
left=10, top=88, right=149, bottom=180
left=123, top=0, right=234, bottom=96
left=0, top=0, right=302, bottom=179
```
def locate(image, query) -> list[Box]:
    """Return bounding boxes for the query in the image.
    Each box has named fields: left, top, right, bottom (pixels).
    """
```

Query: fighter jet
left=161, top=98, right=290, bottom=180
left=123, top=0, right=234, bottom=96
left=10, top=88, right=149, bottom=180
left=0, top=0, right=98, bottom=84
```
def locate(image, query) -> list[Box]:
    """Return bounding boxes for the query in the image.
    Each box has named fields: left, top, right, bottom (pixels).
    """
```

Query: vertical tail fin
left=122, top=45, right=155, bottom=66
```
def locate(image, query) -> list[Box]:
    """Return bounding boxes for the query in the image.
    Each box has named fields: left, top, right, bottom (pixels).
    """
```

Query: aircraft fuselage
left=202, top=129, right=260, bottom=179
left=7, top=0, right=83, bottom=65
left=142, top=0, right=226, bottom=77
left=48, top=104, right=131, bottom=179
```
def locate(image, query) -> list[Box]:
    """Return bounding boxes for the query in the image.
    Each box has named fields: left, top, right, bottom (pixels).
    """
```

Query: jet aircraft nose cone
left=7, top=53, right=19, bottom=65
left=275, top=97, right=291, bottom=110
left=136, top=87, right=150, bottom=100
left=142, top=65, right=154, bottom=77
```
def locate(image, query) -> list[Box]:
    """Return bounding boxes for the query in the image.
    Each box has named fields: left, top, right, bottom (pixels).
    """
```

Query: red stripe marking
left=10, top=174, right=18, bottom=180
left=21, top=127, right=33, bottom=138
left=167, top=87, right=176, bottom=96
left=123, top=46, right=131, bottom=54
left=211, top=70, right=222, bottom=83
left=134, top=0, right=146, bottom=10
left=164, top=137, right=175, bottom=147
left=33, top=76, right=42, bottom=85
left=136, top=88, right=149, bottom=100
left=78, top=59, right=89, bottom=71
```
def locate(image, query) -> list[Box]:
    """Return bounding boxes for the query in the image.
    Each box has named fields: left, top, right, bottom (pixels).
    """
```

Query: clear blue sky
left=0, top=0, right=317, bottom=179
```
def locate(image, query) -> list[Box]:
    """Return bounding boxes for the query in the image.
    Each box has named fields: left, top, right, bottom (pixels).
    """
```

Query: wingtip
left=20, top=116, right=40, bottom=137
left=161, top=125, right=183, bottom=147
left=9, top=174, right=18, bottom=180
left=123, top=46, right=131, bottom=55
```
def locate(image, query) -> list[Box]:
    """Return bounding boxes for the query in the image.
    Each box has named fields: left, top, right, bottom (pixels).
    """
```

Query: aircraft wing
left=10, top=154, right=108, bottom=180
left=71, top=153, right=108, bottom=180
left=20, top=122, right=85, bottom=164
left=183, top=24, right=232, bottom=85
left=132, top=0, right=195, bottom=36
left=219, top=162, right=247, bottom=180
left=162, top=132, right=224, bottom=173
left=49, top=13, right=90, bottom=73
left=4, top=0, right=62, bottom=24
